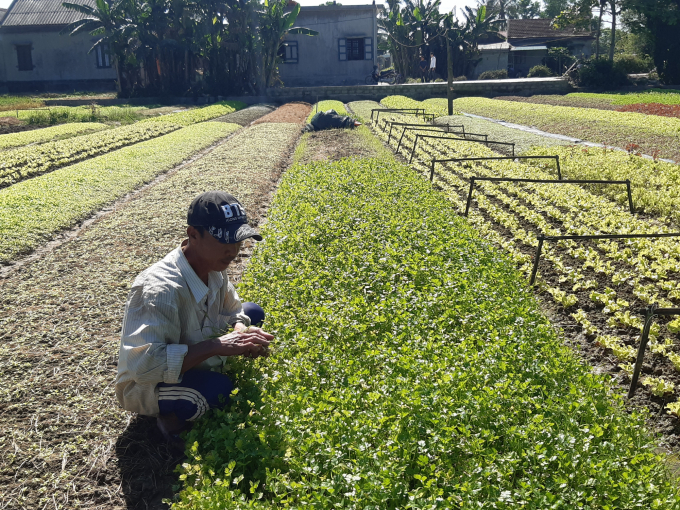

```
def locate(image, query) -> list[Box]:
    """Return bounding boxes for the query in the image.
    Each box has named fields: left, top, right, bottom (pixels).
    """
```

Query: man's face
left=188, top=226, right=242, bottom=272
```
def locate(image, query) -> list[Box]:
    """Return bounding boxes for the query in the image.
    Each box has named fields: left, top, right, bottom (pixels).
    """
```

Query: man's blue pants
left=157, top=301, right=264, bottom=421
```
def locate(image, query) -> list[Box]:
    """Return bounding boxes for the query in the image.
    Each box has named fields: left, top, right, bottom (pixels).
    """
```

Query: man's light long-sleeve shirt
left=430, top=56, right=436, bottom=69
left=115, top=246, right=250, bottom=416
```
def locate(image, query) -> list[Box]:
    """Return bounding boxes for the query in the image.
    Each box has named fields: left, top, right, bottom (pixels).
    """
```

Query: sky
left=0, top=0, right=481, bottom=16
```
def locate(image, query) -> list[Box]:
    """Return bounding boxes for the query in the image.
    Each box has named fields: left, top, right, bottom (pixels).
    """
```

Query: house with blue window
left=0, top=0, right=117, bottom=93
left=278, top=3, right=380, bottom=87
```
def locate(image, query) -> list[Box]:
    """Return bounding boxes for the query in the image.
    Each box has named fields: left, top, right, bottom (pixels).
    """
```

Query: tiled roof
left=503, top=18, right=591, bottom=39
left=1, top=0, right=94, bottom=27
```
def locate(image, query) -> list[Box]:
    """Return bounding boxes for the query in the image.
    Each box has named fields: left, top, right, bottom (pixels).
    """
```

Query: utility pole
left=447, top=29, right=454, bottom=116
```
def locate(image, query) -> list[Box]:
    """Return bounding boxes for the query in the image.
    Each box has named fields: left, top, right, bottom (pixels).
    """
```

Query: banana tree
left=256, top=0, right=318, bottom=90
left=61, top=0, right=132, bottom=94
left=379, top=0, right=445, bottom=77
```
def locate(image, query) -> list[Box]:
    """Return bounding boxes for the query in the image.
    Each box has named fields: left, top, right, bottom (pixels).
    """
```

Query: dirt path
left=0, top=115, right=304, bottom=509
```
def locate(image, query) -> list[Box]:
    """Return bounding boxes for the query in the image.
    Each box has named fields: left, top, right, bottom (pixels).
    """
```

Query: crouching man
left=115, top=191, right=273, bottom=443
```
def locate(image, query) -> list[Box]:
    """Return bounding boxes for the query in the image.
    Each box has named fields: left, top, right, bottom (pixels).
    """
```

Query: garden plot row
left=0, top=122, right=107, bottom=151
left=501, top=90, right=680, bottom=111
left=16, top=104, right=147, bottom=125
left=448, top=97, right=680, bottom=163
left=7, top=100, right=245, bottom=126
left=367, top=108, right=680, bottom=415
left=170, top=146, right=680, bottom=508
left=141, top=100, right=246, bottom=126
left=0, top=121, right=302, bottom=509
left=0, top=121, right=241, bottom=264
left=0, top=121, right=181, bottom=188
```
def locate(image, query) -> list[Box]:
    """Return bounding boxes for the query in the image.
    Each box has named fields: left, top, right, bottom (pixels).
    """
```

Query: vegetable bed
left=0, top=122, right=107, bottom=151
left=142, top=101, right=247, bottom=126
left=171, top=154, right=680, bottom=509
left=214, top=105, right=277, bottom=126
left=449, top=97, right=680, bottom=163
left=381, top=95, right=460, bottom=117
left=17, top=105, right=146, bottom=125
left=0, top=121, right=240, bottom=264
left=522, top=144, right=680, bottom=221
left=0, top=121, right=179, bottom=188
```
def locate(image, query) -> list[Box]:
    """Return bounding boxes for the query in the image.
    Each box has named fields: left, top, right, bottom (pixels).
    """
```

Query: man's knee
left=242, top=301, right=265, bottom=326
left=158, top=370, right=233, bottom=421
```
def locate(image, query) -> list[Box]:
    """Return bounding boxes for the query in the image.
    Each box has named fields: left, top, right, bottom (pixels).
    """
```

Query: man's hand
left=216, top=329, right=273, bottom=358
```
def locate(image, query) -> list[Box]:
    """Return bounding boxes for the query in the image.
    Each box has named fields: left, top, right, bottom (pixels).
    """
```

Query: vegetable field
left=171, top=150, right=680, bottom=509
left=450, top=97, right=680, bottom=162
left=2, top=95, right=680, bottom=509
left=364, top=98, right=680, bottom=426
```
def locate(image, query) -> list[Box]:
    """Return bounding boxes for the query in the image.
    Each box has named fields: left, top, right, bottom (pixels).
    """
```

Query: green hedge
left=170, top=156, right=679, bottom=509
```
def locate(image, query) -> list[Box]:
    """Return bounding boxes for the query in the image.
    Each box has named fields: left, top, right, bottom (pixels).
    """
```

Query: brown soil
left=0, top=117, right=39, bottom=135
left=616, top=103, right=680, bottom=118
left=252, top=102, right=311, bottom=125
left=296, top=127, right=383, bottom=165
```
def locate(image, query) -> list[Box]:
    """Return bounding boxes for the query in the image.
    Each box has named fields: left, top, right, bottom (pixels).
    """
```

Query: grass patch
left=0, top=122, right=240, bottom=263
left=0, top=95, right=45, bottom=112
left=170, top=153, right=680, bottom=509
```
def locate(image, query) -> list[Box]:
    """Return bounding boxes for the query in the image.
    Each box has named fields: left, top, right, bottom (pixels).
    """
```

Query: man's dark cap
left=187, top=190, right=263, bottom=244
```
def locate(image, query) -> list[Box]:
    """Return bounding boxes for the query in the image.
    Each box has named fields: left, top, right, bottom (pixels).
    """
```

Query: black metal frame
left=430, top=156, right=562, bottom=182
left=628, top=304, right=680, bottom=398
left=382, top=121, right=464, bottom=145
left=397, top=127, right=489, bottom=153
left=371, top=108, right=427, bottom=123
left=409, top=134, right=516, bottom=164
left=463, top=177, right=633, bottom=217
left=529, top=232, right=680, bottom=285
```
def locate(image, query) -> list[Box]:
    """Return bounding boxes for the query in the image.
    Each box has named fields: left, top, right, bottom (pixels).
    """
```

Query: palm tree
left=61, top=0, right=132, bottom=94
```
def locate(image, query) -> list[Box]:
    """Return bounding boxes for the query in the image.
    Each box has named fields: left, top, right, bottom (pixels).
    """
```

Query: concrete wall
left=0, top=29, right=116, bottom=92
left=268, top=77, right=572, bottom=103
left=278, top=5, right=378, bottom=87
left=475, top=50, right=509, bottom=78
left=510, top=49, right=546, bottom=77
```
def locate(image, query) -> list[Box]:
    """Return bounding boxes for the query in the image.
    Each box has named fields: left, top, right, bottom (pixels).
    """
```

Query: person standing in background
left=429, top=52, right=437, bottom=81
left=419, top=55, right=428, bottom=83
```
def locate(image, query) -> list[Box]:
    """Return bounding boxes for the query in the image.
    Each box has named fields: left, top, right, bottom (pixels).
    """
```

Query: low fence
left=267, top=77, right=571, bottom=103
